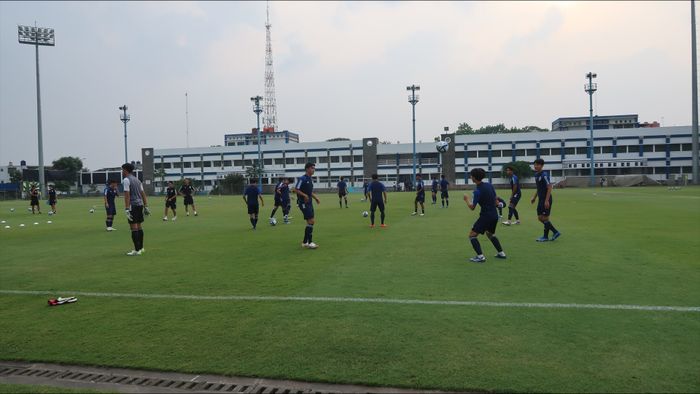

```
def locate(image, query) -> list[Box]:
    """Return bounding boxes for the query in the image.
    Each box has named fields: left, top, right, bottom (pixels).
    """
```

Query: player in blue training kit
left=412, top=174, right=425, bottom=216
left=163, top=181, right=177, bottom=221
left=47, top=184, right=57, bottom=214
left=179, top=178, right=198, bottom=216
left=463, top=168, right=506, bottom=263
left=496, top=196, right=506, bottom=218
left=362, top=180, right=370, bottom=202
left=103, top=179, right=119, bottom=231
left=270, top=177, right=292, bottom=224
left=337, top=177, right=349, bottom=208
left=531, top=158, right=561, bottom=242
left=431, top=177, right=439, bottom=205
left=368, top=173, right=388, bottom=228
left=243, top=179, right=264, bottom=230
left=502, top=166, right=521, bottom=225
left=440, top=175, right=450, bottom=207
left=295, top=163, right=321, bottom=249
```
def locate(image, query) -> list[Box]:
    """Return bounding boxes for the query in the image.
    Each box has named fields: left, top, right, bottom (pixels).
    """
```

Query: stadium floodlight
left=584, top=73, right=598, bottom=187
left=251, top=96, right=264, bottom=190
left=407, top=84, right=420, bottom=189
left=692, top=0, right=699, bottom=184
left=119, top=106, right=130, bottom=163
left=18, top=24, right=55, bottom=194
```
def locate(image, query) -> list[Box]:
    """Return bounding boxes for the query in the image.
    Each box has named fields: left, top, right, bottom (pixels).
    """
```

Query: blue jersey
left=510, top=174, right=521, bottom=196
left=244, top=185, right=261, bottom=205
left=472, top=182, right=498, bottom=218
left=416, top=180, right=425, bottom=194
left=432, top=179, right=439, bottom=192
left=363, top=182, right=369, bottom=193
left=337, top=181, right=347, bottom=193
left=104, top=187, right=118, bottom=206
left=535, top=170, right=552, bottom=201
left=276, top=182, right=290, bottom=202
left=296, top=175, right=314, bottom=205
left=440, top=179, right=449, bottom=191
left=368, top=181, right=385, bottom=201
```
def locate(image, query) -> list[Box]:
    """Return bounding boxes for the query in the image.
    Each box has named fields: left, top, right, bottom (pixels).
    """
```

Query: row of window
left=155, top=155, right=364, bottom=170
left=567, top=162, right=643, bottom=169
left=463, top=143, right=692, bottom=158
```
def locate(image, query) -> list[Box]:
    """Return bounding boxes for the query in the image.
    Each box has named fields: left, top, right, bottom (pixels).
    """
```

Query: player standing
left=243, top=179, right=264, bottom=230
left=440, top=174, right=450, bottom=208
left=47, top=184, right=57, bottom=214
left=104, top=179, right=119, bottom=231
left=362, top=180, right=370, bottom=202
left=502, top=166, right=521, bottom=225
left=163, top=181, right=177, bottom=221
left=337, top=176, right=349, bottom=208
left=179, top=178, right=198, bottom=216
left=122, top=163, right=149, bottom=255
left=463, top=168, right=506, bottom=263
left=412, top=174, right=425, bottom=216
left=270, top=177, right=291, bottom=224
left=531, top=158, right=561, bottom=242
left=368, top=174, right=387, bottom=228
left=29, top=185, right=41, bottom=214
left=431, top=177, right=439, bottom=205
left=295, top=163, right=321, bottom=249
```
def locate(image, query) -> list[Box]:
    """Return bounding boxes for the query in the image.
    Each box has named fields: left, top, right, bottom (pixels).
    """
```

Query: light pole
left=251, top=96, right=263, bottom=190
left=406, top=84, right=420, bottom=188
left=119, top=106, right=130, bottom=163
left=18, top=24, right=54, bottom=194
left=692, top=0, right=699, bottom=184
left=585, top=72, right=597, bottom=187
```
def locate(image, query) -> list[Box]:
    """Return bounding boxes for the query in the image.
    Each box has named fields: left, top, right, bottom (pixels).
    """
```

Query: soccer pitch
left=0, top=187, right=699, bottom=393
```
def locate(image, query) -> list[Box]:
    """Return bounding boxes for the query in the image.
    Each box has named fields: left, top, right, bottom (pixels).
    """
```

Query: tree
left=245, top=163, right=264, bottom=182
left=456, top=122, right=474, bottom=135
left=51, top=157, right=83, bottom=182
left=326, top=137, right=350, bottom=142
left=8, top=167, right=22, bottom=185
left=501, top=161, right=534, bottom=180
left=220, top=173, right=245, bottom=195
left=154, top=168, right=166, bottom=193
left=455, top=123, right=550, bottom=135
left=54, top=180, right=72, bottom=193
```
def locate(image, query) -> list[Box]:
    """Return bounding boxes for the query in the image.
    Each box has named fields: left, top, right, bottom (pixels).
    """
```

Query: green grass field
left=1, top=187, right=699, bottom=393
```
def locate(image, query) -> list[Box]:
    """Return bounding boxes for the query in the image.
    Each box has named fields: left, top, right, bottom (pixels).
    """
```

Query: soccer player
left=29, top=185, right=41, bottom=214
left=47, top=184, right=57, bottom=214
left=412, top=174, right=425, bottom=216
left=531, top=158, right=561, bottom=242
left=122, top=163, right=150, bottom=256
left=440, top=174, right=450, bottom=208
left=179, top=178, right=198, bottom=216
left=368, top=173, right=387, bottom=228
left=104, top=179, right=119, bottom=231
left=243, top=179, right=264, bottom=230
left=431, top=177, right=439, bottom=205
left=295, top=163, right=321, bottom=249
left=163, top=181, right=177, bottom=221
left=496, top=196, right=506, bottom=218
left=502, top=166, right=521, bottom=225
left=463, top=168, right=506, bottom=263
left=362, top=180, right=370, bottom=202
left=270, top=177, right=291, bottom=224
left=337, top=176, right=349, bottom=208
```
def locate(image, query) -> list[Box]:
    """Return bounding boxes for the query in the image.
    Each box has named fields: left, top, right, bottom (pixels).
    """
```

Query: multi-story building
left=552, top=114, right=639, bottom=131
left=224, top=129, right=299, bottom=146
left=133, top=125, right=694, bottom=194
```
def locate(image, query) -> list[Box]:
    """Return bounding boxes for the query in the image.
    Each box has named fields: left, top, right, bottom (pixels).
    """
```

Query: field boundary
left=2, top=289, right=699, bottom=313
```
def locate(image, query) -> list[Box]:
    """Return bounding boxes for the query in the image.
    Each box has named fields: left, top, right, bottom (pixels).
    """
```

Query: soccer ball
left=48, top=211, right=54, bottom=216
left=19, top=224, right=25, bottom=227
left=497, top=201, right=505, bottom=208
left=89, top=208, right=95, bottom=214
left=436, top=140, right=449, bottom=153
left=27, top=207, right=32, bottom=212
left=270, top=218, right=277, bottom=226
left=10, top=208, right=15, bottom=212
left=362, top=211, right=369, bottom=217
left=47, top=221, right=52, bottom=224
left=4, top=225, right=9, bottom=229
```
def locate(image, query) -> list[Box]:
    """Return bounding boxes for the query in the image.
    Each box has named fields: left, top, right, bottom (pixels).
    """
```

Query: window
left=643, top=145, right=653, bottom=153
left=353, top=155, right=363, bottom=162
left=576, top=147, right=588, bottom=155
left=564, top=147, right=575, bottom=155
left=602, top=146, right=613, bottom=154
left=212, top=161, right=221, bottom=167
left=296, top=157, right=306, bottom=164
left=526, top=149, right=537, bottom=156
left=539, top=148, right=551, bottom=156
left=491, top=150, right=502, bottom=158
left=286, top=158, right=295, bottom=165
left=234, top=160, right=244, bottom=167
left=331, top=156, right=340, bottom=163
left=264, top=159, right=273, bottom=165
left=182, top=162, right=192, bottom=168
left=514, top=149, right=525, bottom=157
left=275, top=159, right=285, bottom=165
left=682, top=143, right=692, bottom=151
left=223, top=160, right=232, bottom=167
left=551, top=170, right=562, bottom=177
left=154, top=163, right=162, bottom=170
left=628, top=145, right=640, bottom=153
left=501, top=149, right=513, bottom=158
left=319, top=157, right=329, bottom=164
left=467, top=151, right=477, bottom=158
left=551, top=148, right=561, bottom=156
left=172, top=162, right=182, bottom=169
left=342, top=155, right=352, bottom=162
left=654, top=144, right=666, bottom=152
left=669, top=144, right=681, bottom=152
left=192, top=161, right=202, bottom=168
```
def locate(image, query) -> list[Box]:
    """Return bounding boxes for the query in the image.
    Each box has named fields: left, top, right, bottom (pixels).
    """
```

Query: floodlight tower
left=585, top=72, right=597, bottom=187
left=692, top=0, right=699, bottom=184
left=119, top=105, right=130, bottom=163
left=407, top=84, right=420, bottom=188
left=251, top=96, right=264, bottom=190
left=18, top=24, right=54, bottom=193
left=263, top=1, right=278, bottom=133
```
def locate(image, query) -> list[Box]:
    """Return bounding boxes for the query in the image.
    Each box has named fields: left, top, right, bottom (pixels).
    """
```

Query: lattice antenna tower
left=263, top=1, right=278, bottom=132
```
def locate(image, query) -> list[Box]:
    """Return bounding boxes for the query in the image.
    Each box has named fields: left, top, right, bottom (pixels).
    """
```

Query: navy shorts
left=128, top=205, right=144, bottom=224
left=370, top=200, right=385, bottom=213
left=338, top=191, right=347, bottom=197
left=415, top=193, right=425, bottom=203
left=537, top=200, right=552, bottom=216
left=472, top=215, right=498, bottom=235
left=247, top=203, right=259, bottom=215
left=166, top=200, right=176, bottom=210
left=510, top=194, right=521, bottom=207
left=105, top=205, right=116, bottom=216
left=298, top=202, right=314, bottom=220
left=49, top=199, right=57, bottom=205
left=274, top=198, right=284, bottom=207
left=184, top=195, right=194, bottom=205
left=30, top=197, right=39, bottom=206
left=441, top=190, right=449, bottom=199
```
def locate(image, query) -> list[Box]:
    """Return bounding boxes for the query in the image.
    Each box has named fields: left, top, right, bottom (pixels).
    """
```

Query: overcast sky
left=0, top=1, right=692, bottom=170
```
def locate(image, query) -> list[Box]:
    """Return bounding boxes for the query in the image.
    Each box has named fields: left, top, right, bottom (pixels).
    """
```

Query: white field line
left=1, top=289, right=699, bottom=313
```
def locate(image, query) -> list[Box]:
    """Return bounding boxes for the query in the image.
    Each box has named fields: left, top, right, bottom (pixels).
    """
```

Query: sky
left=0, top=1, right=693, bottom=170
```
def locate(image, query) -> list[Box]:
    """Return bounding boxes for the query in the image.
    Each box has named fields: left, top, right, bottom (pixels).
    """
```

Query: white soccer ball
left=19, top=224, right=25, bottom=227
left=270, top=218, right=277, bottom=226
left=497, top=202, right=504, bottom=208
left=436, top=140, right=449, bottom=153
left=27, top=207, right=32, bottom=212
left=33, top=222, right=39, bottom=225
left=89, top=208, right=95, bottom=214
left=48, top=211, right=54, bottom=216
left=366, top=140, right=373, bottom=147
left=362, top=211, right=369, bottom=217
left=10, top=208, right=15, bottom=212
left=1, top=220, right=5, bottom=224
left=47, top=221, right=52, bottom=224
left=4, top=225, right=10, bottom=229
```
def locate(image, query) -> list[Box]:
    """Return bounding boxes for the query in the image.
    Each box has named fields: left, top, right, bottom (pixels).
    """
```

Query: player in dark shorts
left=412, top=174, right=425, bottom=216
left=531, top=158, right=561, bottom=242
left=270, top=177, right=291, bottom=224
left=47, top=184, right=57, bottom=214
left=179, top=178, right=198, bottom=216
left=29, top=186, right=41, bottom=214
left=503, top=166, right=521, bottom=225
left=431, top=177, right=439, bottom=205
left=243, top=178, right=264, bottom=230
left=295, top=163, right=321, bottom=249
left=440, top=175, right=450, bottom=208
left=104, top=179, right=119, bottom=231
left=368, top=173, right=387, bottom=228
left=463, top=168, right=506, bottom=263
left=496, top=196, right=506, bottom=218
left=163, top=181, right=177, bottom=221
left=122, top=162, right=150, bottom=256
left=362, top=180, right=370, bottom=202
left=337, top=177, right=349, bottom=208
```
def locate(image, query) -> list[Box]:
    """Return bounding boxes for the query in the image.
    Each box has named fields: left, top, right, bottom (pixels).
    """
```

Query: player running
left=368, top=174, right=387, bottom=228
left=431, top=177, right=439, bottom=205
left=179, top=178, right=198, bottom=216
left=412, top=174, right=425, bottom=216
left=243, top=178, right=264, bottom=230
left=337, top=177, right=349, bottom=208
left=440, top=175, right=450, bottom=208
left=502, top=166, right=521, bottom=225
left=270, top=177, right=292, bottom=224
left=531, top=158, right=561, bottom=242
left=122, top=163, right=149, bottom=256
left=29, top=185, right=41, bottom=214
left=104, top=179, right=119, bottom=231
left=47, top=184, right=57, bottom=214
left=295, top=163, right=321, bottom=249
left=163, top=181, right=177, bottom=221
left=463, top=168, right=506, bottom=263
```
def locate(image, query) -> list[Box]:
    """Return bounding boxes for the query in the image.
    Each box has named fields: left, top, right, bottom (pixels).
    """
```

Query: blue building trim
left=612, top=139, right=617, bottom=158
left=487, top=142, right=493, bottom=183
left=639, top=138, right=644, bottom=158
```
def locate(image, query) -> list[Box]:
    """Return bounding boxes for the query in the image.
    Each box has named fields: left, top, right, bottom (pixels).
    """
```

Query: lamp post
left=692, top=0, right=699, bottom=184
left=251, top=96, right=263, bottom=190
left=18, top=24, right=54, bottom=194
left=406, top=84, right=420, bottom=188
left=584, top=72, right=597, bottom=187
left=119, top=106, right=130, bottom=163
